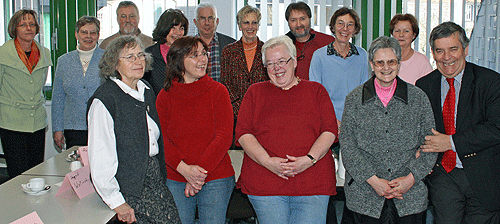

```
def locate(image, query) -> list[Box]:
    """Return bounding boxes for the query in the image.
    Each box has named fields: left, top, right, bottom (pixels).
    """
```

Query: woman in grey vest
left=87, top=35, right=180, bottom=223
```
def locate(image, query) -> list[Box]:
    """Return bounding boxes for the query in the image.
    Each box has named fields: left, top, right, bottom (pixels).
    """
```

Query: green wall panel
left=50, top=0, right=97, bottom=84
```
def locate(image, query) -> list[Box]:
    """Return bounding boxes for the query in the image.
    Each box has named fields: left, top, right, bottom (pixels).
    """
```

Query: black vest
left=87, top=79, right=167, bottom=197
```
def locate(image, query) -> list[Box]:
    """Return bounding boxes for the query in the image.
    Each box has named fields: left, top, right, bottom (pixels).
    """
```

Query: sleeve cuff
left=106, top=192, right=126, bottom=210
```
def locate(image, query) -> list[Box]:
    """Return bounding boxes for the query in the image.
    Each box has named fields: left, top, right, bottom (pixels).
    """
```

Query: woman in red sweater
left=156, top=36, right=235, bottom=224
left=235, top=35, right=338, bottom=223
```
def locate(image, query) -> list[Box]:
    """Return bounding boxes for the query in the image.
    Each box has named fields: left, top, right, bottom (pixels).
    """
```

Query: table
left=22, top=147, right=76, bottom=177
left=0, top=146, right=115, bottom=223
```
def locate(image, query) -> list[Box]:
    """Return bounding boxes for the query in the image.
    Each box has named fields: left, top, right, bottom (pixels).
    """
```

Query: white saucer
left=21, top=184, right=51, bottom=195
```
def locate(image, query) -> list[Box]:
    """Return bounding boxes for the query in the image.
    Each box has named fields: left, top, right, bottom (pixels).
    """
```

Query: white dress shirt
left=87, top=77, right=160, bottom=209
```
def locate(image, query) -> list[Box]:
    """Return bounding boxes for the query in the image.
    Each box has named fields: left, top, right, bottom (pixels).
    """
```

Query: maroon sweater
left=235, top=80, right=338, bottom=196
left=156, top=75, right=235, bottom=183
left=286, top=29, right=335, bottom=80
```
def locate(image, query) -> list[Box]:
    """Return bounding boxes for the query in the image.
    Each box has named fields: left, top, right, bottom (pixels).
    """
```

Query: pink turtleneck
left=375, top=78, right=397, bottom=107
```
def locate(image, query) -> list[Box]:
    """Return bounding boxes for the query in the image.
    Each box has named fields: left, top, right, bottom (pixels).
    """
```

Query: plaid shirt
left=198, top=34, right=221, bottom=82
left=326, top=41, right=359, bottom=58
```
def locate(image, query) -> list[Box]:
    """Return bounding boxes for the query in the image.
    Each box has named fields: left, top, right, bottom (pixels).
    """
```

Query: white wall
left=201, top=0, right=236, bottom=39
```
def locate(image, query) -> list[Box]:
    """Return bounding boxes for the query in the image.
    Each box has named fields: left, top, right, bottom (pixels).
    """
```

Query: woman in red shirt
left=235, top=35, right=338, bottom=224
left=156, top=36, right=235, bottom=224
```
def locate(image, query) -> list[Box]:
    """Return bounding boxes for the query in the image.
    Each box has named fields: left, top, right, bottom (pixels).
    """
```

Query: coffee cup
left=70, top=161, right=83, bottom=171
left=26, top=178, right=45, bottom=192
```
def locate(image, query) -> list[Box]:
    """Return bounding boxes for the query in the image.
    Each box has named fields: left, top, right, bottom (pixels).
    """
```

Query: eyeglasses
left=372, top=59, right=399, bottom=68
left=120, top=53, right=146, bottom=62
left=79, top=29, right=98, bottom=36
left=241, top=21, right=259, bottom=26
left=187, top=51, right=209, bottom=59
left=18, top=23, right=36, bottom=29
left=336, top=21, right=355, bottom=30
left=197, top=16, right=215, bottom=23
left=265, top=57, right=293, bottom=69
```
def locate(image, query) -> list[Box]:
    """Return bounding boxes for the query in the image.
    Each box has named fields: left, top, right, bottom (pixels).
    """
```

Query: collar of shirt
left=110, top=77, right=149, bottom=102
left=195, top=32, right=219, bottom=45
left=326, top=41, right=359, bottom=58
left=441, top=68, right=464, bottom=104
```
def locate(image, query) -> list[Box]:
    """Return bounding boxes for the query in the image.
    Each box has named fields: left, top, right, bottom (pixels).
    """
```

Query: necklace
left=243, top=40, right=258, bottom=51
left=244, top=44, right=257, bottom=51
left=384, top=84, right=394, bottom=100
left=333, top=42, right=350, bottom=58
left=280, top=77, right=301, bottom=90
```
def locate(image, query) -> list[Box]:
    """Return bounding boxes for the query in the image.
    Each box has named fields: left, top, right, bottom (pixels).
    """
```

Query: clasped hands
left=263, top=155, right=313, bottom=180
left=367, top=173, right=415, bottom=200
left=177, top=162, right=208, bottom=198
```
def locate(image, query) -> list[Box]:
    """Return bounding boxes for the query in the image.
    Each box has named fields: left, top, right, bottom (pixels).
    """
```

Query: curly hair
left=99, top=35, right=152, bottom=80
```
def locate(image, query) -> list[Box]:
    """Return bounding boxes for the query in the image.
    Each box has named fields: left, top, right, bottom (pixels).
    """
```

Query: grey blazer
left=340, top=76, right=437, bottom=218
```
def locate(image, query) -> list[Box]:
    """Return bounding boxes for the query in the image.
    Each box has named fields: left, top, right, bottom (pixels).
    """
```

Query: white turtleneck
left=77, top=44, right=97, bottom=76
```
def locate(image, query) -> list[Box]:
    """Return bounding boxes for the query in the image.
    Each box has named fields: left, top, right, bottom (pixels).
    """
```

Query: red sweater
left=156, top=75, right=235, bottom=183
left=286, top=29, right=335, bottom=80
left=235, top=80, right=338, bottom=196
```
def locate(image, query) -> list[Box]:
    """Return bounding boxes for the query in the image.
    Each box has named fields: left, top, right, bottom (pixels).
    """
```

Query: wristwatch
left=307, top=154, right=317, bottom=165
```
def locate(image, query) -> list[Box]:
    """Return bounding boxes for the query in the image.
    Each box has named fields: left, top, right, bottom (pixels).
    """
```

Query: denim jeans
left=248, top=194, right=329, bottom=224
left=166, top=176, right=235, bottom=224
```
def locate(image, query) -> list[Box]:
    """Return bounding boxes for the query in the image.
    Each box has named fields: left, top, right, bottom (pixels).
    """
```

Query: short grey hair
left=262, top=35, right=297, bottom=63
left=430, top=21, right=469, bottom=51
left=75, top=16, right=100, bottom=34
left=368, top=36, right=402, bottom=62
left=116, top=1, right=139, bottom=16
left=99, top=35, right=152, bottom=80
left=196, top=3, right=217, bottom=18
left=237, top=5, right=261, bottom=25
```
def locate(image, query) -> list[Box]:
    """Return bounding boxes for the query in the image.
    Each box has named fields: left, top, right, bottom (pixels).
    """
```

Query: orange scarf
left=14, top=38, right=40, bottom=74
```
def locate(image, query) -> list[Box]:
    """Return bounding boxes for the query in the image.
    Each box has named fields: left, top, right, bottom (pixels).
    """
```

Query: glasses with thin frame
left=336, top=21, right=355, bottom=30
left=372, top=59, right=399, bottom=68
left=265, top=57, right=293, bottom=69
left=79, top=29, right=98, bottom=36
left=120, top=53, right=146, bottom=62
left=197, top=16, right=215, bottom=23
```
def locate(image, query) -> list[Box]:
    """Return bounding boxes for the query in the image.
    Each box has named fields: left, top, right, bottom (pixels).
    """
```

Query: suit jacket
left=221, top=38, right=268, bottom=118
left=143, top=43, right=165, bottom=95
left=216, top=32, right=236, bottom=55
left=416, top=62, right=500, bottom=211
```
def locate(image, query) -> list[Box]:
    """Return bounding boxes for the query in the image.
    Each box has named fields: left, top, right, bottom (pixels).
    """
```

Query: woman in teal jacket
left=0, top=9, right=52, bottom=178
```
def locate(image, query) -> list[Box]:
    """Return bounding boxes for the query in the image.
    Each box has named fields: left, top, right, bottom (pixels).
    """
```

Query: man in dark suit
left=193, top=3, right=235, bottom=83
left=416, top=22, right=500, bottom=224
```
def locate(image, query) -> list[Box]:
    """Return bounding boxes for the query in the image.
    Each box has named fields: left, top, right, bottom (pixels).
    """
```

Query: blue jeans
left=248, top=195, right=329, bottom=224
left=166, top=176, right=235, bottom=224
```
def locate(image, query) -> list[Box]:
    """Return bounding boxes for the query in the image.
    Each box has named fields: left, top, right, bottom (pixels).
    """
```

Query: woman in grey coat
left=340, top=36, right=437, bottom=223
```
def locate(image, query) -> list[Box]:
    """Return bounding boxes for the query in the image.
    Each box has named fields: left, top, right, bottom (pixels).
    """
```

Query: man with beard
left=100, top=1, right=154, bottom=49
left=193, top=3, right=235, bottom=83
left=285, top=2, right=334, bottom=80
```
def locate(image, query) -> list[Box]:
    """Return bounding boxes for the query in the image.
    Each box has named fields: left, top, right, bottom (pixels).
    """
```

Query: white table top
left=22, top=147, right=76, bottom=177
left=1, top=146, right=115, bottom=223
left=0, top=174, right=115, bottom=224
